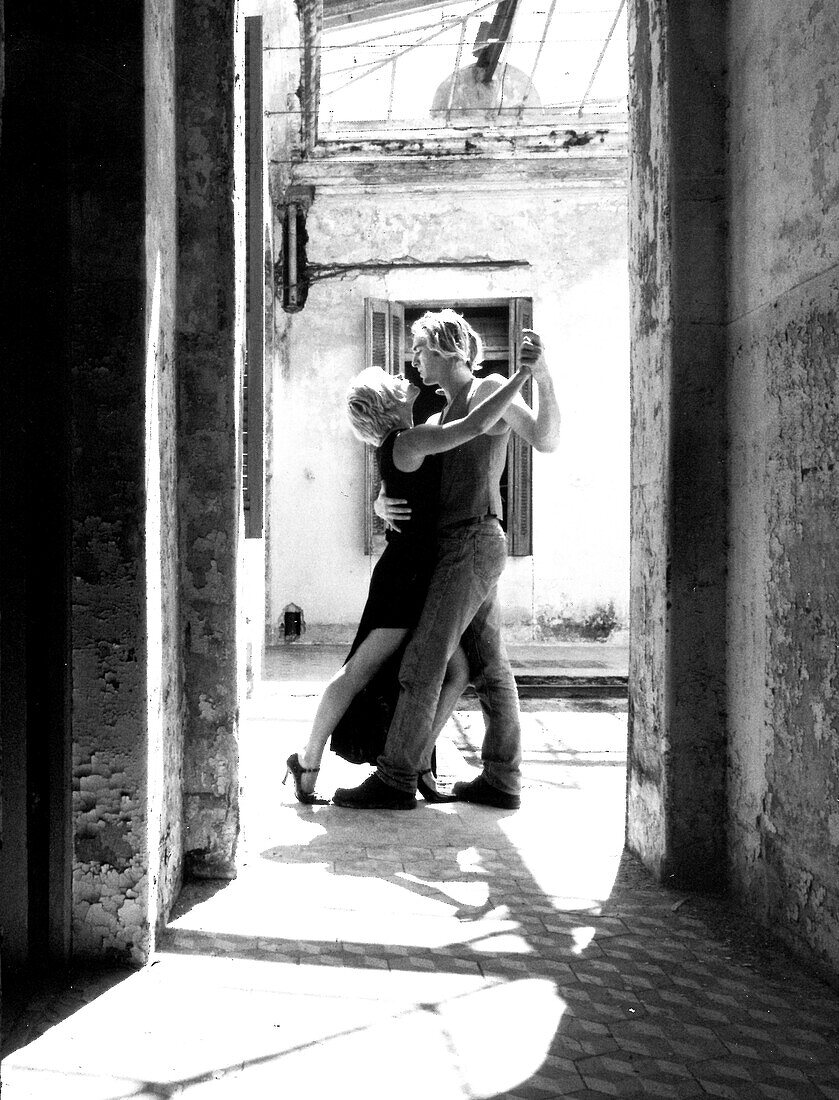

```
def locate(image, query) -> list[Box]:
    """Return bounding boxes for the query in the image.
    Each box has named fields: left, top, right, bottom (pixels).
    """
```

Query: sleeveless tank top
left=437, top=378, right=509, bottom=527
left=378, top=430, right=441, bottom=546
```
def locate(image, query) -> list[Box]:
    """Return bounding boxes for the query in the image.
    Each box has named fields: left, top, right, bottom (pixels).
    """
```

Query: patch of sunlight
left=267, top=814, right=329, bottom=847
left=2, top=958, right=564, bottom=1100
left=0, top=1068, right=144, bottom=1100
left=171, top=973, right=564, bottom=1099
left=433, top=978, right=565, bottom=1098
left=455, top=845, right=482, bottom=870
left=497, top=789, right=625, bottom=907
left=571, top=926, right=597, bottom=954
left=168, top=878, right=519, bottom=949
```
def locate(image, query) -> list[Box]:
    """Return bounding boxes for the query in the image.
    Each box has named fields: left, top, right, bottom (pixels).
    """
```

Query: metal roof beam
left=472, top=0, right=518, bottom=83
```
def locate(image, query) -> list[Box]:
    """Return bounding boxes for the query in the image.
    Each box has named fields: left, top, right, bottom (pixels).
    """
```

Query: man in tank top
left=333, top=309, right=560, bottom=810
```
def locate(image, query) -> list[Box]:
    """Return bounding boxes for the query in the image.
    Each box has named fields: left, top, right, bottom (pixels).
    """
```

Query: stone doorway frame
left=195, top=0, right=729, bottom=894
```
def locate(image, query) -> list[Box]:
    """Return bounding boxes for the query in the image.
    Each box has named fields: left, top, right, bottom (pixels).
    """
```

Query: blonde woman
left=284, top=336, right=531, bottom=804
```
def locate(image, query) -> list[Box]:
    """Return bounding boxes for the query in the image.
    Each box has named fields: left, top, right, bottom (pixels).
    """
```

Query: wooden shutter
left=506, top=297, right=533, bottom=556
left=390, top=301, right=405, bottom=375
left=365, top=297, right=390, bottom=370
left=243, top=16, right=264, bottom=538
left=363, top=299, right=392, bottom=555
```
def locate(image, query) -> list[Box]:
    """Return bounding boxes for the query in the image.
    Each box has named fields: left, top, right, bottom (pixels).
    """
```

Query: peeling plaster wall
left=727, top=0, right=839, bottom=975
left=266, top=177, right=630, bottom=644
left=263, top=0, right=304, bottom=193
left=69, top=0, right=186, bottom=963
left=626, top=1, right=728, bottom=889
left=177, top=0, right=244, bottom=878
left=69, top=7, right=151, bottom=963
left=626, top=0, right=672, bottom=876
left=2, top=3, right=185, bottom=966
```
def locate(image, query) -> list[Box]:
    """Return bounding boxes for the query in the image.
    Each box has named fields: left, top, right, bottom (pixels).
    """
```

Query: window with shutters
left=363, top=299, right=405, bottom=555
left=363, top=296, right=533, bottom=556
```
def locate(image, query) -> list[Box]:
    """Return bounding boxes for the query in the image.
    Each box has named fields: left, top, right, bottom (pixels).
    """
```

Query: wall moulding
left=284, top=154, right=628, bottom=192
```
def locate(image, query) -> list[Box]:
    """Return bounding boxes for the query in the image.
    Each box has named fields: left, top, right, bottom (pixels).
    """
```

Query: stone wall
left=177, top=0, right=244, bottom=879
left=1, top=2, right=186, bottom=967
left=625, top=0, right=671, bottom=878
left=69, top=5, right=152, bottom=963
left=726, top=0, right=839, bottom=975
left=626, top=0, right=728, bottom=889
left=1, top=0, right=245, bottom=966
left=145, top=0, right=185, bottom=938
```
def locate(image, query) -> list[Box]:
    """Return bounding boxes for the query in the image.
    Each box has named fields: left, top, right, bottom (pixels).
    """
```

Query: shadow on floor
left=4, top=693, right=839, bottom=1099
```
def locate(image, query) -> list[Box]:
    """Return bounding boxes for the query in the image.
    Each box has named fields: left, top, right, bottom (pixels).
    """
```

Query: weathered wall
left=1, top=3, right=185, bottom=966
left=177, top=0, right=244, bottom=878
left=625, top=0, right=671, bottom=876
left=146, top=0, right=185, bottom=937
left=266, top=166, right=630, bottom=645
left=626, top=0, right=728, bottom=888
left=69, top=6, right=151, bottom=962
left=263, top=0, right=303, bottom=193
left=726, top=0, right=839, bottom=975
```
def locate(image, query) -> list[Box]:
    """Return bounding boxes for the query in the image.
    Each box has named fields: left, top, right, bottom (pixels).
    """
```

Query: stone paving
left=3, top=694, right=839, bottom=1098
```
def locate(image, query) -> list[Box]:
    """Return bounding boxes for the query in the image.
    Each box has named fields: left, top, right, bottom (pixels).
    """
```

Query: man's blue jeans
left=377, top=517, right=522, bottom=795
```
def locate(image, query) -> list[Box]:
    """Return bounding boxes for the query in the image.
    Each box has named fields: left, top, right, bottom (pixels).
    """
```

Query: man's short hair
left=346, top=367, right=406, bottom=447
left=412, top=309, right=484, bottom=370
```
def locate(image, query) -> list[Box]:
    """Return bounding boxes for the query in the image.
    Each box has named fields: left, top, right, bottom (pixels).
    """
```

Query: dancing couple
left=285, top=308, right=560, bottom=810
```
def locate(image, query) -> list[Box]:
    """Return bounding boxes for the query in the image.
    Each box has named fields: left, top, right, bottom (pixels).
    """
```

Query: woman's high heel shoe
left=284, top=752, right=323, bottom=805
left=417, top=770, right=457, bottom=803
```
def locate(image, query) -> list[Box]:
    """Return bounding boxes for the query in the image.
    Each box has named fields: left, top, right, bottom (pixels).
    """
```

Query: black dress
left=330, top=430, right=441, bottom=765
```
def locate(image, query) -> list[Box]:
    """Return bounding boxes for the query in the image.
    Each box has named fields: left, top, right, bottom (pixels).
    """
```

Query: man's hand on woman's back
left=374, top=485, right=411, bottom=532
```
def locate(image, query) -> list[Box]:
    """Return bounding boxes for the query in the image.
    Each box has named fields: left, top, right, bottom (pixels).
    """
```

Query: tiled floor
left=3, top=690, right=839, bottom=1099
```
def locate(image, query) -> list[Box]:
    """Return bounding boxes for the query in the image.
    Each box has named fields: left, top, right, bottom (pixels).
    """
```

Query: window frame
left=363, top=295, right=533, bottom=556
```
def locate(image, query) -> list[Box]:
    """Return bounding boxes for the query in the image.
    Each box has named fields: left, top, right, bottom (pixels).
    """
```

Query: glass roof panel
left=318, top=0, right=628, bottom=138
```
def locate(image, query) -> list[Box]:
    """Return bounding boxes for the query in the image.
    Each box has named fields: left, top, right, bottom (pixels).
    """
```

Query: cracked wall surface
left=69, top=6, right=151, bottom=963
left=177, top=0, right=244, bottom=878
left=69, top=0, right=184, bottom=963
left=626, top=0, right=671, bottom=877
left=627, top=1, right=728, bottom=889
left=727, top=0, right=839, bottom=976
left=146, top=0, right=185, bottom=936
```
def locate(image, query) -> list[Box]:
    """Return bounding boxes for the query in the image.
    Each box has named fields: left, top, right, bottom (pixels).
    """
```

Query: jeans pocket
left=472, top=525, right=507, bottom=585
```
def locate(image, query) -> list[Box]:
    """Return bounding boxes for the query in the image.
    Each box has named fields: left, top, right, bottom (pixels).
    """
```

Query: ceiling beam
left=472, top=0, right=518, bottom=83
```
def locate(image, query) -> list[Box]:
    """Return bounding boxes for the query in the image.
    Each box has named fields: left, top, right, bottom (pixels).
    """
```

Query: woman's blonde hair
left=411, top=309, right=483, bottom=370
left=346, top=367, right=407, bottom=447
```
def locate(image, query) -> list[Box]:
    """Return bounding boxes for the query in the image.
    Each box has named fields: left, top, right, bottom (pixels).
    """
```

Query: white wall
left=266, top=177, right=629, bottom=644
